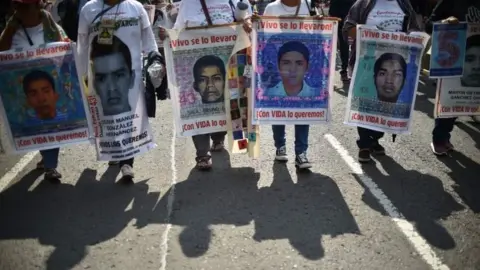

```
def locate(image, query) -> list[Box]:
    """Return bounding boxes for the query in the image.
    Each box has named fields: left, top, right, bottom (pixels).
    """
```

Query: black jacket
left=61, top=0, right=84, bottom=41
left=425, top=0, right=480, bottom=34
left=328, top=0, right=356, bottom=18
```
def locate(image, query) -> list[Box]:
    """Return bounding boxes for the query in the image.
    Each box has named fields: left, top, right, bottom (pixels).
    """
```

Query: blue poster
left=430, top=23, right=468, bottom=78
left=252, top=18, right=337, bottom=125
left=0, top=42, right=90, bottom=153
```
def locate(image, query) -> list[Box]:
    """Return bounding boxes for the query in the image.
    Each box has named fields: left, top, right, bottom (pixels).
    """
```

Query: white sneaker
left=275, top=146, right=288, bottom=161
left=120, top=164, right=134, bottom=183
left=471, top=116, right=480, bottom=123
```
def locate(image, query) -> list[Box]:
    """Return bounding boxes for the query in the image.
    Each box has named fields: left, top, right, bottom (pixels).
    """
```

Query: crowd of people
left=0, top=0, right=478, bottom=184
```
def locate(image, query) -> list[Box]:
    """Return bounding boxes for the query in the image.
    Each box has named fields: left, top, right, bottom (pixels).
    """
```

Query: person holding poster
left=77, top=0, right=163, bottom=183
left=425, top=0, right=480, bottom=155
left=343, top=0, right=420, bottom=163
left=163, top=0, right=251, bottom=170
left=0, top=0, right=70, bottom=182
left=262, top=0, right=318, bottom=169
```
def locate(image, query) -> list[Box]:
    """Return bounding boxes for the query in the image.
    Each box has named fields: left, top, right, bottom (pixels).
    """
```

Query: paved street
left=0, top=70, right=479, bottom=270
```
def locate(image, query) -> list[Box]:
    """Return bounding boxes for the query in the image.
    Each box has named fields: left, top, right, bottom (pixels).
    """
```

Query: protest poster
left=0, top=42, right=91, bottom=153
left=435, top=23, right=480, bottom=118
left=164, top=23, right=250, bottom=137
left=83, top=4, right=156, bottom=161
left=143, top=5, right=155, bottom=23
left=430, top=22, right=468, bottom=78
left=251, top=17, right=338, bottom=125
left=344, top=26, right=430, bottom=134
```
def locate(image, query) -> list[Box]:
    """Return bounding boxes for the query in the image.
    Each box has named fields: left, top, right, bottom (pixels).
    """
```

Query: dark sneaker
left=340, top=71, right=350, bottom=82
left=195, top=156, right=212, bottom=171
left=275, top=146, right=288, bottom=161
left=358, top=149, right=371, bottom=163
left=44, top=169, right=61, bottom=183
left=36, top=160, right=44, bottom=170
left=295, top=152, right=312, bottom=169
left=371, top=143, right=385, bottom=155
left=120, top=164, right=134, bottom=183
left=108, top=161, right=119, bottom=166
left=431, top=142, right=448, bottom=156
left=210, top=141, right=225, bottom=152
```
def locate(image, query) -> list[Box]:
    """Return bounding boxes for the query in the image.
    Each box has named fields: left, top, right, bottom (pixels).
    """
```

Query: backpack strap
left=199, top=0, right=213, bottom=25
left=228, top=0, right=236, bottom=22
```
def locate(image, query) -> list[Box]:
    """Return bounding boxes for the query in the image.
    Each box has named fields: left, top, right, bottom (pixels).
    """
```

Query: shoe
left=431, top=142, right=448, bottom=156
left=275, top=146, right=288, bottom=161
left=370, top=143, right=385, bottom=155
left=471, top=116, right=480, bottom=123
left=108, top=161, right=119, bottom=166
left=195, top=156, right=212, bottom=170
left=340, top=71, right=350, bottom=82
left=44, top=169, right=61, bottom=183
left=210, top=141, right=225, bottom=152
left=120, top=164, right=134, bottom=183
left=445, top=141, right=454, bottom=151
left=358, top=149, right=371, bottom=163
left=36, top=160, right=44, bottom=170
left=295, top=152, right=312, bottom=169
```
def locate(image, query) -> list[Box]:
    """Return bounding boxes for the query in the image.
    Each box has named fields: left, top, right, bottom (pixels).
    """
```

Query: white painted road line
left=0, top=152, right=38, bottom=193
left=324, top=134, right=450, bottom=270
left=159, top=121, right=177, bottom=270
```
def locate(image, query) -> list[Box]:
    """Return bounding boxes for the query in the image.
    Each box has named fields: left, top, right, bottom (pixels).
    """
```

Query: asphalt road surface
left=0, top=68, right=479, bottom=270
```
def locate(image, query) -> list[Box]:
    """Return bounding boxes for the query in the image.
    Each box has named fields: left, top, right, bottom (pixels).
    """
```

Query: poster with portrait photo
left=164, top=24, right=247, bottom=137
left=251, top=17, right=338, bottom=125
left=344, top=26, right=429, bottom=134
left=82, top=1, right=156, bottom=161
left=0, top=42, right=91, bottom=153
left=435, top=23, right=480, bottom=118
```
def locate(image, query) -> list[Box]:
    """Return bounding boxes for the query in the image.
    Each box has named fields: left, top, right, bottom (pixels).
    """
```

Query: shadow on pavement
left=455, top=122, right=480, bottom=150
left=436, top=151, right=480, bottom=213
left=357, top=155, right=464, bottom=250
left=0, top=166, right=159, bottom=270
left=147, top=151, right=360, bottom=260
left=253, top=163, right=360, bottom=260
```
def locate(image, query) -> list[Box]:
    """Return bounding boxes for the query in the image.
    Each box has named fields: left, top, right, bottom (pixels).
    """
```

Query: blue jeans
left=432, top=118, right=456, bottom=144
left=357, top=127, right=384, bottom=149
left=272, top=125, right=309, bottom=155
left=40, top=148, right=60, bottom=169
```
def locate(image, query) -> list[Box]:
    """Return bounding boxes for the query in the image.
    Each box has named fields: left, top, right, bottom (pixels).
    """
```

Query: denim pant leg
left=357, top=127, right=384, bottom=149
left=119, top=158, right=134, bottom=167
left=294, top=125, right=309, bottom=155
left=432, top=118, right=456, bottom=144
left=210, top=131, right=226, bottom=143
left=337, top=20, right=349, bottom=73
left=272, top=125, right=286, bottom=149
left=192, top=134, right=211, bottom=158
left=40, top=148, right=60, bottom=169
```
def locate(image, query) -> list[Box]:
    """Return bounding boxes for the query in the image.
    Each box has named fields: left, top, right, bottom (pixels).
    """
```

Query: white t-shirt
left=263, top=0, right=312, bottom=16
left=366, top=0, right=405, bottom=32
left=173, top=0, right=252, bottom=29
left=11, top=24, right=45, bottom=49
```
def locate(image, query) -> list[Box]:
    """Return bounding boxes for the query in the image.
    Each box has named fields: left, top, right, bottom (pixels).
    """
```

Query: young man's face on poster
left=93, top=52, right=133, bottom=116
left=278, top=51, right=308, bottom=89
left=462, top=45, right=480, bottom=87
left=374, top=59, right=405, bottom=101
left=197, top=65, right=225, bottom=103
left=25, top=76, right=59, bottom=120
